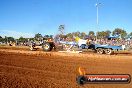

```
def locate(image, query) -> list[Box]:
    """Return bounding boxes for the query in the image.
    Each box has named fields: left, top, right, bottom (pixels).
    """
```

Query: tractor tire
left=30, top=47, right=37, bottom=51
left=104, top=48, right=113, bottom=55
left=29, top=45, right=37, bottom=51
left=76, top=75, right=86, bottom=85
left=96, top=48, right=104, bottom=54
left=42, top=43, right=53, bottom=51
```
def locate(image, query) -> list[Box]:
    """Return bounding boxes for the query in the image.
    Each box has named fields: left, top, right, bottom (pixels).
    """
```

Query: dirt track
left=0, top=46, right=132, bottom=88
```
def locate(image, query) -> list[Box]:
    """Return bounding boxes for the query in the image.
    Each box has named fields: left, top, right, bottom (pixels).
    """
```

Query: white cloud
left=0, top=30, right=34, bottom=39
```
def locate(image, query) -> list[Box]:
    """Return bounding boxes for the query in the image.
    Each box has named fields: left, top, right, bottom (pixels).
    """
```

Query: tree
left=88, top=31, right=95, bottom=36
left=29, top=38, right=34, bottom=41
left=130, top=32, right=132, bottom=38
left=88, top=31, right=95, bottom=39
left=59, top=34, right=67, bottom=39
left=105, top=30, right=111, bottom=37
left=97, top=31, right=102, bottom=39
left=72, top=31, right=81, bottom=37
left=58, top=25, right=65, bottom=34
left=66, top=33, right=73, bottom=38
left=96, top=30, right=111, bottom=39
left=49, top=35, right=53, bottom=38
left=19, top=36, right=27, bottom=42
left=80, top=32, right=86, bottom=39
left=7, top=37, right=15, bottom=42
left=128, top=32, right=132, bottom=39
left=44, top=35, right=49, bottom=38
left=0, top=36, right=4, bottom=42
left=34, top=33, right=43, bottom=40
left=112, top=28, right=127, bottom=38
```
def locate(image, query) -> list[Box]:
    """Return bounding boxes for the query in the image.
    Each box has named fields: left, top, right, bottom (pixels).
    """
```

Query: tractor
left=29, top=38, right=64, bottom=51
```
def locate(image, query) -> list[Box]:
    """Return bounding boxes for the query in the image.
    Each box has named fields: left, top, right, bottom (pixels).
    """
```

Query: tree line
left=59, top=28, right=132, bottom=39
left=0, top=28, right=132, bottom=43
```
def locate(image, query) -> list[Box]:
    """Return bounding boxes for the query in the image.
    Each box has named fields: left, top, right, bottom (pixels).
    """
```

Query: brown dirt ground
left=0, top=46, right=132, bottom=88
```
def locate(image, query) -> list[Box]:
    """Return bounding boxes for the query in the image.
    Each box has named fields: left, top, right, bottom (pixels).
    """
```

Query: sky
left=0, top=0, right=132, bottom=38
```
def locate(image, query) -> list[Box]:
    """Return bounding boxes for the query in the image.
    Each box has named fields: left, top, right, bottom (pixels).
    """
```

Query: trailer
left=84, top=44, right=123, bottom=55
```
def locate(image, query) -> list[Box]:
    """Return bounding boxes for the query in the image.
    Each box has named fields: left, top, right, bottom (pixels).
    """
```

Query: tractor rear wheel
left=42, top=43, right=53, bottom=51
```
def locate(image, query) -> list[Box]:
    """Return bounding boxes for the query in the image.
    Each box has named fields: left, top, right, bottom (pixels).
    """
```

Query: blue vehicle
left=79, top=35, right=123, bottom=54
left=83, top=44, right=122, bottom=55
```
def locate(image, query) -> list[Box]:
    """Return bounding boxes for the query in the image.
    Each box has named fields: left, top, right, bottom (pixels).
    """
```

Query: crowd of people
left=3, top=35, right=132, bottom=50
left=91, top=38, right=132, bottom=50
